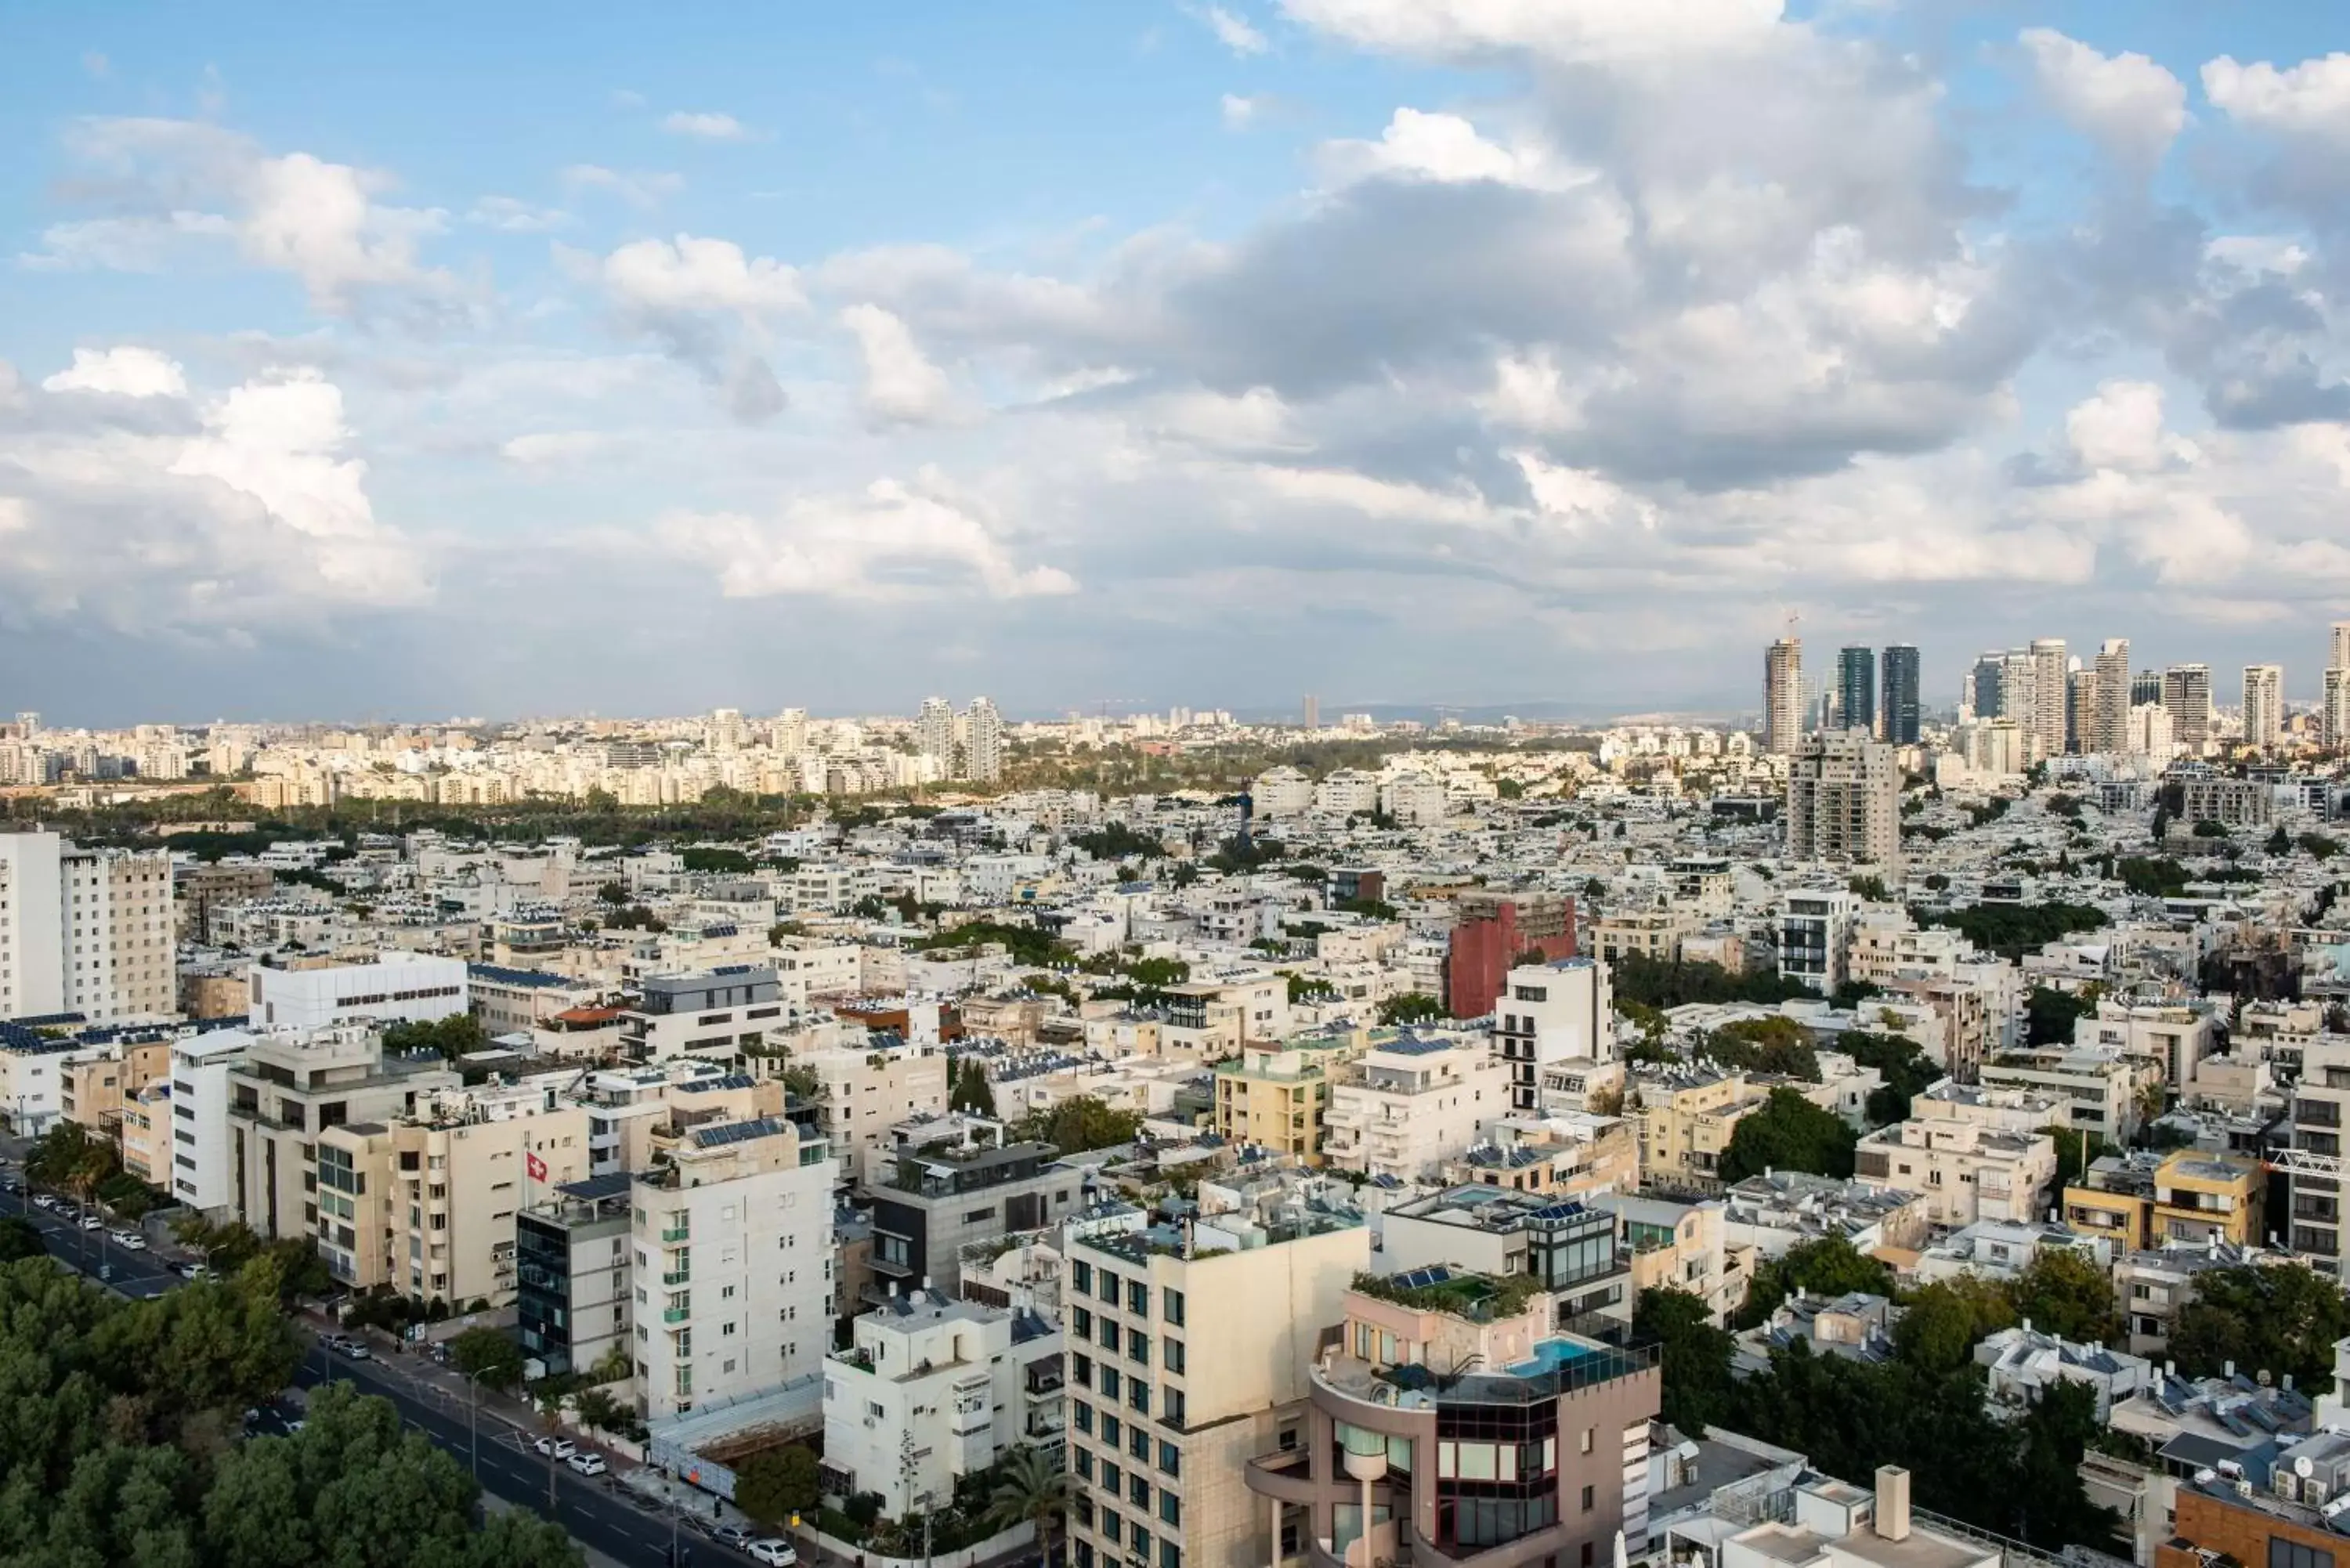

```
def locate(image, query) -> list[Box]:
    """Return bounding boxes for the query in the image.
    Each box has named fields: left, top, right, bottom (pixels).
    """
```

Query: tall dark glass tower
left=1837, top=647, right=1877, bottom=736
left=1881, top=645, right=1921, bottom=743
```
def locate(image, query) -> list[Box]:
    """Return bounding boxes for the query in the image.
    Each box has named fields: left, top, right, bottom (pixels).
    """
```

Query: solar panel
left=1382, top=1036, right=1453, bottom=1057
left=690, top=1115, right=786, bottom=1149
left=1392, top=1266, right=1453, bottom=1291
left=1524, top=1200, right=1588, bottom=1222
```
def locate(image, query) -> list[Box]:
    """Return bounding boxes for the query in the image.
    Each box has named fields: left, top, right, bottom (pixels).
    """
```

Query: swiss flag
left=526, top=1152, right=549, bottom=1182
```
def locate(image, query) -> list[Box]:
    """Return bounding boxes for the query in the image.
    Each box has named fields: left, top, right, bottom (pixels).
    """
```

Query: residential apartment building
left=1631, top=1071, right=1770, bottom=1193
left=2243, top=664, right=2284, bottom=750
left=0, top=830, right=175, bottom=1024
left=631, top=1107, right=834, bottom=1421
left=2163, top=664, right=2214, bottom=752
left=1323, top=1036, right=1506, bottom=1183
left=226, top=1024, right=461, bottom=1241
left=1783, top=732, right=1900, bottom=872
left=167, top=1028, right=250, bottom=1212
left=1492, top=958, right=1615, bottom=1117
left=315, top=1091, right=593, bottom=1304
left=1979, top=1044, right=2160, bottom=1140
left=621, top=965, right=786, bottom=1065
left=2287, top=1035, right=2350, bottom=1270
left=862, top=1119, right=1085, bottom=1301
left=248, top=952, right=468, bottom=1031
left=1246, top=1267, right=1660, bottom=1568
left=1853, top=1102, right=2057, bottom=1227
left=517, top=1171, right=635, bottom=1378
left=798, top=1035, right=950, bottom=1187
left=1061, top=1195, right=1372, bottom=1568
left=822, top=1289, right=1065, bottom=1514
left=1213, top=1033, right=1363, bottom=1162
left=1381, top=1187, right=1632, bottom=1324
left=1777, top=890, right=1856, bottom=994
left=1765, top=638, right=1803, bottom=755
left=2077, top=1000, right=2217, bottom=1089
left=2060, top=1151, right=2265, bottom=1252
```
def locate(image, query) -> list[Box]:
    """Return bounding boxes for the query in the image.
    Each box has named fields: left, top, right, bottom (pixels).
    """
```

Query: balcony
left=663, top=1266, right=692, bottom=1286
left=660, top=1219, right=691, bottom=1242
left=664, top=1306, right=691, bottom=1324
left=1244, top=1447, right=1321, bottom=1505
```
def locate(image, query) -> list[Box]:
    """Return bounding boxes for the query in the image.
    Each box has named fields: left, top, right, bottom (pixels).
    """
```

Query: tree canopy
left=1717, top=1088, right=1857, bottom=1185
left=2168, top=1264, right=2350, bottom=1387
left=1613, top=953, right=1818, bottom=1009
left=1733, top=1237, right=1893, bottom=1330
left=1014, top=1096, right=1143, bottom=1156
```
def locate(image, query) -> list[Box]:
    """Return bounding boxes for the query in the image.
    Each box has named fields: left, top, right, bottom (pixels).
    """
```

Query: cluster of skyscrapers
left=1765, top=625, right=2350, bottom=759
left=916, top=695, right=1005, bottom=782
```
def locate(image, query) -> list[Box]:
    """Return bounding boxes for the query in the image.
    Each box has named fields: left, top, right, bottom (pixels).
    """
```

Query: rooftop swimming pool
left=1507, top=1339, right=1606, bottom=1378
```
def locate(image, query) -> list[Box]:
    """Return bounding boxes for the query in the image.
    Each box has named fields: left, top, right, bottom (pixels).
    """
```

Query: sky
left=5, top=0, right=2350, bottom=726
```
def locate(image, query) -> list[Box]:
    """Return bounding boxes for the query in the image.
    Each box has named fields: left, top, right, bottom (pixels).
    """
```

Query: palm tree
left=983, top=1445, right=1074, bottom=1567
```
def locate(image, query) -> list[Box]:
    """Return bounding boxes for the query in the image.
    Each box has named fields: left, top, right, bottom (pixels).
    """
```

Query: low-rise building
left=1853, top=1100, right=2057, bottom=1228
left=821, top=1289, right=1065, bottom=1514
left=1382, top=1187, right=1632, bottom=1323
left=1212, top=1031, right=1364, bottom=1163
left=2062, top=1150, right=2266, bottom=1252
left=248, top=952, right=469, bottom=1031
left=1323, top=1035, right=1506, bottom=1183
left=516, top=1172, right=635, bottom=1378
left=1974, top=1325, right=2155, bottom=1418
left=1631, top=1069, right=1770, bottom=1193
left=1980, top=1044, right=2159, bottom=1140
left=862, top=1118, right=1085, bottom=1302
left=799, top=1034, right=951, bottom=1187
left=1718, top=1171, right=1933, bottom=1261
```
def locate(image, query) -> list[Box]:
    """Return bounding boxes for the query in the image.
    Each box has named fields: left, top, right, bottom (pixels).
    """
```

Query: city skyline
left=8, top=3, right=2350, bottom=721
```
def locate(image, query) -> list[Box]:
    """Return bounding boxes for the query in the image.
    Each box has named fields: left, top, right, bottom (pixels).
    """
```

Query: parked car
left=112, top=1230, right=146, bottom=1250
left=339, top=1341, right=370, bottom=1361
left=533, top=1436, right=577, bottom=1461
left=566, top=1452, right=608, bottom=1477
left=711, top=1525, right=754, bottom=1549
left=747, top=1542, right=799, bottom=1566
left=33, top=1194, right=57, bottom=1211
left=79, top=1215, right=103, bottom=1231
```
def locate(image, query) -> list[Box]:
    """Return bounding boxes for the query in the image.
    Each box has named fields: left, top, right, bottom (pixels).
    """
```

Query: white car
left=566, top=1452, right=608, bottom=1477
left=79, top=1215, right=102, bottom=1231
left=748, top=1541, right=799, bottom=1566
left=534, top=1436, right=577, bottom=1461
left=113, top=1231, right=146, bottom=1250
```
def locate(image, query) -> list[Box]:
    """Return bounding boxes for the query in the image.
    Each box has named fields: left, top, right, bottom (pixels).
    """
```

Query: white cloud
left=1512, top=453, right=1657, bottom=531
left=468, top=195, right=570, bottom=233
left=660, top=471, right=1077, bottom=601
left=2064, top=381, right=2200, bottom=475
left=1192, top=5, right=1269, bottom=56
left=500, top=431, right=611, bottom=465
left=1320, top=107, right=1574, bottom=190
left=1278, top=0, right=1781, bottom=64
left=42, top=345, right=190, bottom=399
left=2203, top=52, right=2350, bottom=141
left=661, top=110, right=755, bottom=141
left=2019, top=28, right=2187, bottom=171
left=25, top=118, right=454, bottom=314
left=1220, top=92, right=1272, bottom=129
left=604, top=235, right=805, bottom=316
left=559, top=164, right=684, bottom=208
left=840, top=304, right=958, bottom=426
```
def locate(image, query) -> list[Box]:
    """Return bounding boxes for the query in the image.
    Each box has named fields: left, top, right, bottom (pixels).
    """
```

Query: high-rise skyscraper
left=963, top=697, right=1003, bottom=782
left=1302, top=695, right=1319, bottom=732
left=2131, top=668, right=2162, bottom=706
left=2326, top=627, right=2350, bottom=751
left=2164, top=664, right=2213, bottom=751
left=1765, top=638, right=1803, bottom=754
left=2030, top=638, right=2068, bottom=761
left=1881, top=645, right=1921, bottom=744
left=1836, top=647, right=1877, bottom=737
left=1970, top=652, right=2005, bottom=720
left=2067, top=667, right=2097, bottom=755
left=2092, top=639, right=2131, bottom=753
left=1784, top=730, right=1902, bottom=871
left=2243, top=665, right=2283, bottom=751
left=916, top=696, right=955, bottom=768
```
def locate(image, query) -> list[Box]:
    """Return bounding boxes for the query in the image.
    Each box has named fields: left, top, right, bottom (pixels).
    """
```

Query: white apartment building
left=631, top=1111, right=834, bottom=1420
left=1979, top=1046, right=2158, bottom=1141
left=1492, top=957, right=1617, bottom=1115
left=226, top=1025, right=462, bottom=1241
left=1777, top=890, right=1857, bottom=994
left=2075, top=1001, right=2216, bottom=1089
left=623, top=966, right=786, bottom=1065
left=248, top=952, right=468, bottom=1031
left=822, top=1290, right=1065, bottom=1515
left=1323, top=1036, right=1505, bottom=1183
left=801, top=1035, right=951, bottom=1186
left=0, top=831, right=175, bottom=1024
left=167, top=1028, right=250, bottom=1212
left=2243, top=665, right=2284, bottom=750
left=0, top=1032, right=70, bottom=1135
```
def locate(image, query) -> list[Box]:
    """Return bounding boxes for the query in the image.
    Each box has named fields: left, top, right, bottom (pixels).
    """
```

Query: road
left=0, top=1172, right=184, bottom=1298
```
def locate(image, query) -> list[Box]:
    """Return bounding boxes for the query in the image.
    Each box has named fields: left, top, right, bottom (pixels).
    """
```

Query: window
left=1072, top=1306, right=1092, bottom=1338
left=1075, top=1545, right=1094, bottom=1568
left=1161, top=1543, right=1181, bottom=1568
left=1101, top=1321, right=1120, bottom=1353
left=1102, top=1461, right=1122, bottom=1495
left=1073, top=1401, right=1094, bottom=1435
left=1130, top=1336, right=1149, bottom=1369
left=1164, top=1338, right=1185, bottom=1374
left=1128, top=1280, right=1148, bottom=1316
left=1102, top=1414, right=1123, bottom=1447
left=1161, top=1386, right=1185, bottom=1426
left=1072, top=1260, right=1093, bottom=1294
left=1101, top=1514, right=1121, bottom=1548
left=1099, top=1269, right=1120, bottom=1304
left=1072, top=1353, right=1093, bottom=1388
left=1130, top=1474, right=1150, bottom=1508
left=1101, top=1367, right=1122, bottom=1400
left=2272, top=1544, right=2335, bottom=1568
left=1130, top=1426, right=1150, bottom=1461
left=1580, top=1428, right=1593, bottom=1455
left=1158, top=1441, right=1180, bottom=1476
left=1130, top=1382, right=1150, bottom=1415
left=1164, top=1289, right=1184, bottom=1327
left=1581, top=1486, right=1596, bottom=1513
left=1076, top=1450, right=1094, bottom=1481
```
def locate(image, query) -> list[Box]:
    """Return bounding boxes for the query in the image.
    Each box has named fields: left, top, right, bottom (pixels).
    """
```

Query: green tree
left=1377, top=993, right=1445, bottom=1027
left=0, top=1215, right=44, bottom=1263
left=2024, top=987, right=2094, bottom=1047
left=1706, top=1017, right=1820, bottom=1081
left=1015, top=1096, right=1144, bottom=1157
left=1895, top=1277, right=2019, bottom=1372
left=982, top=1445, right=1076, bottom=1567
left=1839, top=1031, right=1938, bottom=1124
left=949, top=1058, right=998, bottom=1117
left=381, top=1013, right=489, bottom=1062
left=447, top=1325, right=526, bottom=1391
left=736, top=1443, right=823, bottom=1528
left=1636, top=1288, right=1734, bottom=1436
left=2008, top=1249, right=2122, bottom=1345
left=1736, top=1237, right=1893, bottom=1329
left=2168, top=1265, right=2350, bottom=1386
left=2041, top=1125, right=2117, bottom=1187
left=1717, top=1089, right=1857, bottom=1184
left=573, top=1386, right=624, bottom=1443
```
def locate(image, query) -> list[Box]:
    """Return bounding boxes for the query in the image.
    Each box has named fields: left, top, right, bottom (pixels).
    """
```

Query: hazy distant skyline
left=6, top=2, right=2350, bottom=723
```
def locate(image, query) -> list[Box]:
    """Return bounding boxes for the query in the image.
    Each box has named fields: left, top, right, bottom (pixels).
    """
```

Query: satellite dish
left=2299, top=1456, right=2317, bottom=1479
